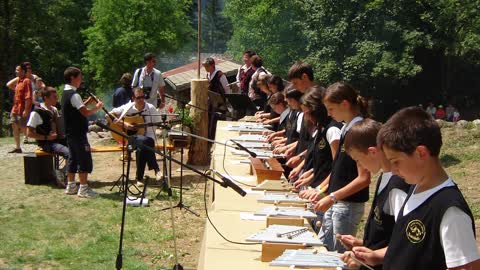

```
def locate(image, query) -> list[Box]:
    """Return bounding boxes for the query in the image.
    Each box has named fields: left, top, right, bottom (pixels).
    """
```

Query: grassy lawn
left=0, top=124, right=479, bottom=269
left=0, top=147, right=206, bottom=270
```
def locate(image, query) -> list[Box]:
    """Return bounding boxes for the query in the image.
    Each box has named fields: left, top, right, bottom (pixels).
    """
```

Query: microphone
left=211, top=169, right=246, bottom=197
left=230, top=139, right=257, bottom=158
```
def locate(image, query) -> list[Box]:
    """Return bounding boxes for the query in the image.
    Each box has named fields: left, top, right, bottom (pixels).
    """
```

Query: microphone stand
left=95, top=121, right=246, bottom=270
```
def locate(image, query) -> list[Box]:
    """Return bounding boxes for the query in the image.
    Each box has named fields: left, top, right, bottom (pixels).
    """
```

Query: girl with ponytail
left=310, top=82, right=372, bottom=252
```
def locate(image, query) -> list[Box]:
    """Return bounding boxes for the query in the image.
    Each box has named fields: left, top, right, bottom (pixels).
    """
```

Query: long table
left=197, top=121, right=334, bottom=270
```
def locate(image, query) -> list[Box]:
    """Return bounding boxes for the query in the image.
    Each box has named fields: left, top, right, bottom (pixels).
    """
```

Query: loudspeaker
left=23, top=154, right=55, bottom=185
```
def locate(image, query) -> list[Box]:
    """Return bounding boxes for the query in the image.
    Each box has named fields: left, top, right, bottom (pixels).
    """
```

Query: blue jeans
left=320, top=201, right=365, bottom=252
left=38, top=140, right=70, bottom=159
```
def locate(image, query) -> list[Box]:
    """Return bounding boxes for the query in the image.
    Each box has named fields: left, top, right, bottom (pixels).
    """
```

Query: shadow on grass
left=440, top=154, right=461, bottom=168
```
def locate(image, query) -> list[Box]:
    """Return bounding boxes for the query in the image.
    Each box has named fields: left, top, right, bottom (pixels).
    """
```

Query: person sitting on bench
left=26, top=87, right=70, bottom=186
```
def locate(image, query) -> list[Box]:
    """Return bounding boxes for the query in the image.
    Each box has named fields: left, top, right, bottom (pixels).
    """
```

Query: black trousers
left=134, top=135, right=159, bottom=180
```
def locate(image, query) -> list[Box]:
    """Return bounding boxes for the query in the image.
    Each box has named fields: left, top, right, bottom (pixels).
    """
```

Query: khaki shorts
left=10, top=113, right=27, bottom=126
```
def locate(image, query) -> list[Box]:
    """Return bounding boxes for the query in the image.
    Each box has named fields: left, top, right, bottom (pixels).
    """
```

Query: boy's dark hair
left=133, top=87, right=144, bottom=96
left=243, top=50, right=256, bottom=57
left=288, top=61, right=314, bottom=81
left=40, top=87, right=57, bottom=99
left=268, top=75, right=285, bottom=92
left=285, top=88, right=303, bottom=101
left=251, top=55, right=263, bottom=68
left=120, top=73, right=132, bottom=88
left=144, top=52, right=156, bottom=63
left=63, top=67, right=82, bottom=83
left=19, top=63, right=28, bottom=72
left=301, top=85, right=330, bottom=127
left=269, top=92, right=287, bottom=106
left=324, top=82, right=370, bottom=118
left=377, top=106, right=442, bottom=157
left=23, top=61, right=32, bottom=69
left=344, top=119, right=382, bottom=154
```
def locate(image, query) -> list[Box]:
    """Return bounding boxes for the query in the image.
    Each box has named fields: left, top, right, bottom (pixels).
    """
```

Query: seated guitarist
left=110, top=87, right=162, bottom=184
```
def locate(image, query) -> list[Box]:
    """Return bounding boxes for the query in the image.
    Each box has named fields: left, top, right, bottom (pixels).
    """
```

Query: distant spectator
left=33, top=77, right=45, bottom=109
left=113, top=73, right=133, bottom=108
left=236, top=50, right=256, bottom=95
left=426, top=102, right=436, bottom=117
left=435, top=105, right=446, bottom=120
left=453, top=110, right=460, bottom=122
left=446, top=104, right=455, bottom=121
left=248, top=55, right=270, bottom=109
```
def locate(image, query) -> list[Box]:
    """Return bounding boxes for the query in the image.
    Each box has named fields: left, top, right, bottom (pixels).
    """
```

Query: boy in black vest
left=61, top=67, right=103, bottom=198
left=350, top=107, right=479, bottom=270
left=336, top=119, right=410, bottom=270
left=26, top=86, right=70, bottom=165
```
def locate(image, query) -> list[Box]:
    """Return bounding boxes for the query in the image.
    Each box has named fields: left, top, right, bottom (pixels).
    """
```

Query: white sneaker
left=77, top=186, right=98, bottom=198
left=65, top=183, right=79, bottom=195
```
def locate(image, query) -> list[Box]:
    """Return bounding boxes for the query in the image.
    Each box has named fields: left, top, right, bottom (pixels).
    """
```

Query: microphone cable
left=202, top=169, right=260, bottom=246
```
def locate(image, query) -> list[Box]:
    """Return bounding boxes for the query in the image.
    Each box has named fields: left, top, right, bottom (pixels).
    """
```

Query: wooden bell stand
left=249, top=157, right=284, bottom=184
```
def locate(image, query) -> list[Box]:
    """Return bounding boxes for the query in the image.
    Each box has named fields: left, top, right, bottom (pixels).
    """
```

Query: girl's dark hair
left=269, top=92, right=287, bottom=106
left=301, top=85, right=330, bottom=127
left=324, top=82, right=370, bottom=117
left=285, top=88, right=303, bottom=101
left=251, top=55, right=263, bottom=68
left=268, top=75, right=285, bottom=92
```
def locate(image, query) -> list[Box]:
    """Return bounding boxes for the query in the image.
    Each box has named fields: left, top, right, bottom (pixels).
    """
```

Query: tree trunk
left=0, top=0, right=12, bottom=137
left=187, top=79, right=210, bottom=166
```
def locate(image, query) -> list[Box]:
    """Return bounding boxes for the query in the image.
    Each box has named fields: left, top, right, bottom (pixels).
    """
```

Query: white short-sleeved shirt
left=64, top=84, right=84, bottom=110
left=27, top=104, right=59, bottom=128
left=131, top=67, right=165, bottom=106
left=376, top=172, right=408, bottom=218
left=296, top=113, right=304, bottom=133
left=208, top=68, right=231, bottom=94
left=398, top=178, right=480, bottom=268
left=110, top=101, right=161, bottom=140
left=326, top=125, right=342, bottom=144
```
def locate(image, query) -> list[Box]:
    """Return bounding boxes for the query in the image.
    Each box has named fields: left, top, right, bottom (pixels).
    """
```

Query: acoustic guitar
left=86, top=91, right=145, bottom=145
left=106, top=114, right=145, bottom=145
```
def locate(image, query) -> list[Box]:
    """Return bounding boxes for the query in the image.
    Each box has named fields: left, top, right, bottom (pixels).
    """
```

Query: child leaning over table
left=337, top=119, right=410, bottom=270
left=347, top=107, right=480, bottom=270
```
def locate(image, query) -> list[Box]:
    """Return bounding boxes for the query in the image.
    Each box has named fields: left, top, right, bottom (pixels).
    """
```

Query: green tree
left=202, top=0, right=233, bottom=53
left=0, top=0, right=91, bottom=136
left=224, top=0, right=307, bottom=76
left=82, top=0, right=194, bottom=93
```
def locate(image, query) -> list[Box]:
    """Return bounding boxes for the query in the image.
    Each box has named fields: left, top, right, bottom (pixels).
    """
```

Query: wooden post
left=187, top=79, right=210, bottom=165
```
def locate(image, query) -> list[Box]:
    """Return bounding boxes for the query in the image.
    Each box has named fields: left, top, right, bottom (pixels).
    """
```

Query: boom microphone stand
left=157, top=114, right=199, bottom=217
left=95, top=121, right=245, bottom=270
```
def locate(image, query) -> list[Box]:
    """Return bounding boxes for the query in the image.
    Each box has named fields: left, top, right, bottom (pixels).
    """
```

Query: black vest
left=309, top=121, right=343, bottom=188
left=285, top=110, right=300, bottom=145
left=295, top=116, right=311, bottom=155
left=61, top=89, right=88, bottom=136
left=209, top=70, right=226, bottom=97
left=383, top=184, right=476, bottom=270
left=327, top=131, right=369, bottom=202
left=239, top=67, right=254, bottom=94
left=361, top=174, right=410, bottom=270
left=33, top=108, right=53, bottom=137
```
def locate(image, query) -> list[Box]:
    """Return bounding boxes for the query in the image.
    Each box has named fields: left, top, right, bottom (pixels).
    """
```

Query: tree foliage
left=225, top=0, right=480, bottom=97
left=224, top=0, right=308, bottom=76
left=82, top=0, right=194, bottom=93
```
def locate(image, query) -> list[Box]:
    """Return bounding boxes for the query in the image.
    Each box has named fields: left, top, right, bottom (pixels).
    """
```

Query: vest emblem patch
left=373, top=206, right=382, bottom=225
left=406, top=219, right=426, bottom=243
left=317, top=138, right=326, bottom=149
left=341, top=144, right=346, bottom=153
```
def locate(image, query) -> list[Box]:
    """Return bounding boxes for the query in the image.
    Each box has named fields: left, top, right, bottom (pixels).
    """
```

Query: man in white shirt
left=110, top=88, right=162, bottom=183
left=131, top=53, right=166, bottom=109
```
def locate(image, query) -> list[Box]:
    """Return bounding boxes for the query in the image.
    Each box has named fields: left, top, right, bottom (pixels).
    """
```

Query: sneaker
left=7, top=148, right=22, bottom=154
left=77, top=186, right=98, bottom=198
left=23, top=137, right=28, bottom=144
left=65, top=184, right=79, bottom=195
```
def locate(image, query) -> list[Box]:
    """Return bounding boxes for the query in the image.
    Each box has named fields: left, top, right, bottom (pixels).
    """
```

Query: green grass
left=0, top=148, right=206, bottom=269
